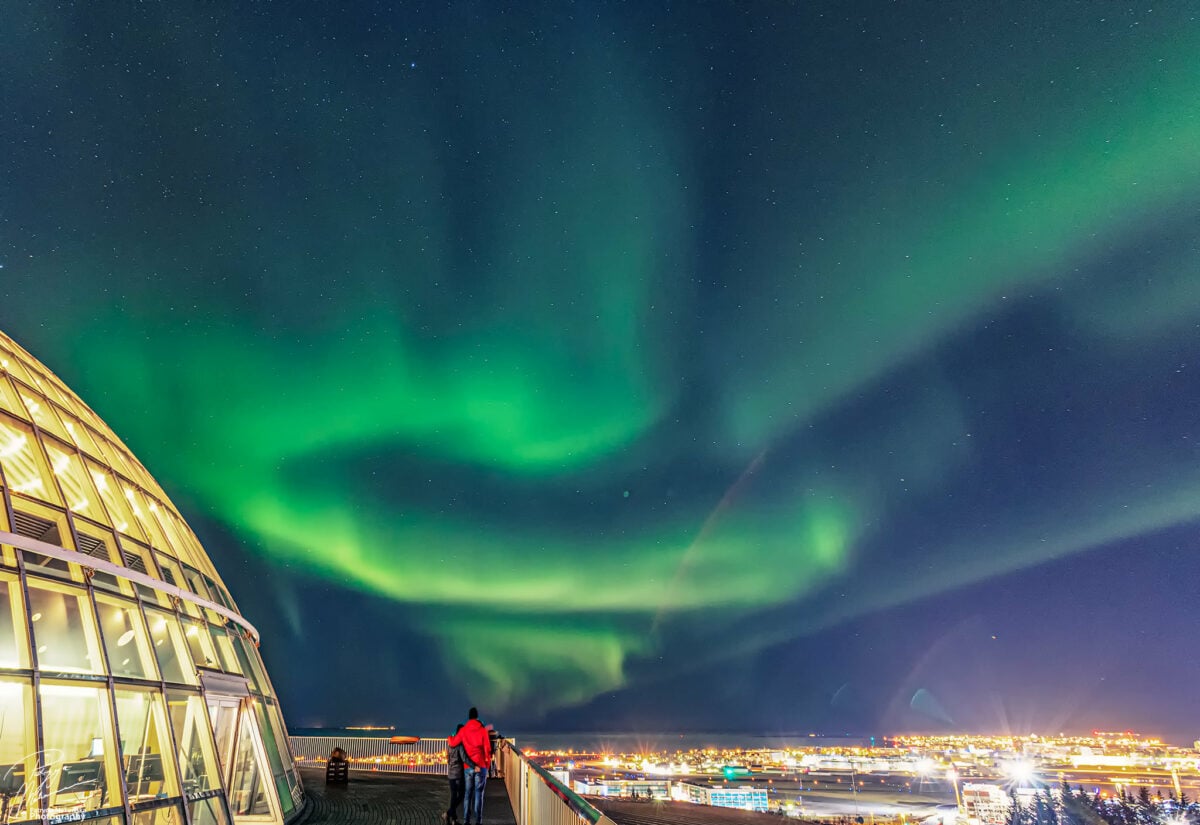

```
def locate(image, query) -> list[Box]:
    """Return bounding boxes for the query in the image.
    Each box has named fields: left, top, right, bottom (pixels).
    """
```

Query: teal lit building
left=0, top=331, right=301, bottom=825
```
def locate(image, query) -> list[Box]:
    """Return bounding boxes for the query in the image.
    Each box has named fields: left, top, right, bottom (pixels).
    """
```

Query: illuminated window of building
left=124, top=483, right=171, bottom=554
left=121, top=540, right=160, bottom=582
left=0, top=345, right=36, bottom=386
left=144, top=610, right=197, bottom=686
left=0, top=414, right=63, bottom=506
left=228, top=707, right=272, bottom=817
left=26, top=580, right=105, bottom=675
left=230, top=635, right=266, bottom=694
left=113, top=687, right=181, bottom=801
left=165, top=691, right=222, bottom=796
left=189, top=795, right=232, bottom=825
left=16, top=390, right=70, bottom=442
left=0, top=677, right=39, bottom=821
left=180, top=566, right=211, bottom=602
left=94, top=438, right=138, bottom=492
left=59, top=411, right=102, bottom=459
left=27, top=371, right=71, bottom=411
left=39, top=680, right=121, bottom=813
left=95, top=595, right=158, bottom=680
left=45, top=439, right=104, bottom=521
left=182, top=619, right=219, bottom=670
left=148, top=506, right=189, bottom=564
left=131, top=803, right=185, bottom=825
left=11, top=503, right=80, bottom=582
left=86, top=460, right=144, bottom=542
left=0, top=375, right=25, bottom=419
left=253, top=702, right=293, bottom=817
left=154, top=554, right=199, bottom=618
left=207, top=626, right=241, bottom=675
left=263, top=703, right=296, bottom=790
left=0, top=573, right=30, bottom=668
left=76, top=527, right=136, bottom=598
left=0, top=507, right=16, bottom=569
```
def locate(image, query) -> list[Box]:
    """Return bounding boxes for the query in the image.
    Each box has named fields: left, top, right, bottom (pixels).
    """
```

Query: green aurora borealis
left=3, top=2, right=1200, bottom=721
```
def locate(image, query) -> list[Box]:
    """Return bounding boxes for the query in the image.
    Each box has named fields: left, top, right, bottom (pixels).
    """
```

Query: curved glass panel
left=0, top=329, right=299, bottom=825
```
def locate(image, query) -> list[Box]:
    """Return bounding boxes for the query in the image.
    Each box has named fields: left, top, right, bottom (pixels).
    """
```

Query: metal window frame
left=0, top=531, right=259, bottom=644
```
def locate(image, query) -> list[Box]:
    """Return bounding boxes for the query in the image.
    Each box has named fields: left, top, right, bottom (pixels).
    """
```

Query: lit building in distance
left=0, top=331, right=301, bottom=825
left=960, top=783, right=1013, bottom=825
left=675, top=783, right=769, bottom=813
left=573, top=778, right=671, bottom=800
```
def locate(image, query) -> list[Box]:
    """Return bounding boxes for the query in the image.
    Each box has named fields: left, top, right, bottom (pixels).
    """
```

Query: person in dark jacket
left=448, top=707, right=492, bottom=825
left=444, top=724, right=467, bottom=825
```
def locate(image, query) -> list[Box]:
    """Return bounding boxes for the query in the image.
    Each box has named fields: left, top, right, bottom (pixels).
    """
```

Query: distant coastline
left=288, top=728, right=870, bottom=750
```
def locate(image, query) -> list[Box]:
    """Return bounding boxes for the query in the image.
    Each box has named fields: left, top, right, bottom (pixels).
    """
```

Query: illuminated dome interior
left=0, top=330, right=301, bottom=825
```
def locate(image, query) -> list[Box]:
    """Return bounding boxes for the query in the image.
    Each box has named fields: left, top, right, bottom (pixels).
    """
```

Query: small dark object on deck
left=325, top=747, right=349, bottom=785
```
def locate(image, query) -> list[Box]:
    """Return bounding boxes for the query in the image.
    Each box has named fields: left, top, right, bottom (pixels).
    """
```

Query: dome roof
left=0, top=330, right=245, bottom=626
left=0, top=329, right=302, bottom=825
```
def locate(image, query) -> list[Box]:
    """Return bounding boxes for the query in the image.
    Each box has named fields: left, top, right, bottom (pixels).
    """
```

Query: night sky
left=3, top=2, right=1200, bottom=737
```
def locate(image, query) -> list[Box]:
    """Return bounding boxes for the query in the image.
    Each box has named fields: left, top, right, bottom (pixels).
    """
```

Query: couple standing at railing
left=444, top=706, right=499, bottom=825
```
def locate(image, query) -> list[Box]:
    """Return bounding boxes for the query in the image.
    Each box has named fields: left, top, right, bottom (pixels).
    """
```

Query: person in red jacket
left=448, top=707, right=492, bottom=825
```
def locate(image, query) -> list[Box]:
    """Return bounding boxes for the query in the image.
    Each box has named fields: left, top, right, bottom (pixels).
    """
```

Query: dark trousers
left=447, top=776, right=465, bottom=823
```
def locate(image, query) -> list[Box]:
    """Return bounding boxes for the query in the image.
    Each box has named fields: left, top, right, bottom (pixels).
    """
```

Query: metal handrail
left=500, top=740, right=618, bottom=825
left=0, top=529, right=261, bottom=641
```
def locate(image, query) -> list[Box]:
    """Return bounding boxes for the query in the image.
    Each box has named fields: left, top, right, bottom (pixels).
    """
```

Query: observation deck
left=298, top=767, right=515, bottom=825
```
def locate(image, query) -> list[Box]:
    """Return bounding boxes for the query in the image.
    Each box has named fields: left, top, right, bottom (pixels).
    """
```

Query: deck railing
left=499, top=740, right=618, bottom=825
left=289, top=735, right=617, bottom=825
left=288, top=735, right=448, bottom=775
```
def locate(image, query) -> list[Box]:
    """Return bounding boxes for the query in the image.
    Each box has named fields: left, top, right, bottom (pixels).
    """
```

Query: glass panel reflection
left=40, top=681, right=121, bottom=814
left=95, top=597, right=158, bottom=680
left=228, top=708, right=270, bottom=817
left=0, top=575, right=30, bottom=669
left=189, top=795, right=231, bottom=825
left=131, top=803, right=184, bottom=825
left=165, top=692, right=221, bottom=796
left=144, top=611, right=196, bottom=686
left=0, top=678, right=39, bottom=821
left=27, top=581, right=104, bottom=675
left=113, top=688, right=180, bottom=802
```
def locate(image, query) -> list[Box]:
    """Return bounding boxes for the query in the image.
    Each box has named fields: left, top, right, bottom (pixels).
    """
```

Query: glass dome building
left=0, top=331, right=301, bottom=825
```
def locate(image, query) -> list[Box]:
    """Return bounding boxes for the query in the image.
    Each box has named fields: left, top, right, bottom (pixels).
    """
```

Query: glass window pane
left=148, top=508, right=189, bottom=565
left=94, top=439, right=138, bottom=494
left=11, top=502, right=80, bottom=582
left=144, top=610, right=196, bottom=686
left=181, top=568, right=211, bottom=603
left=230, top=636, right=264, bottom=694
left=124, top=484, right=171, bottom=555
left=27, top=581, right=104, bottom=675
left=181, top=620, right=219, bottom=670
left=0, top=345, right=36, bottom=386
left=45, top=440, right=103, bottom=520
left=40, top=681, right=121, bottom=813
left=60, top=412, right=102, bottom=460
left=189, top=795, right=230, bottom=825
left=16, top=390, right=70, bottom=442
left=0, top=574, right=30, bottom=668
left=86, top=461, right=145, bottom=542
left=206, top=627, right=240, bottom=674
left=0, top=414, right=63, bottom=506
left=0, top=678, right=39, bottom=820
left=228, top=709, right=271, bottom=817
left=131, top=804, right=184, bottom=825
left=75, top=528, right=135, bottom=598
left=252, top=702, right=293, bottom=817
left=165, top=692, right=222, bottom=795
left=0, top=376, right=25, bottom=419
left=95, top=596, right=158, bottom=680
left=113, top=688, right=180, bottom=801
